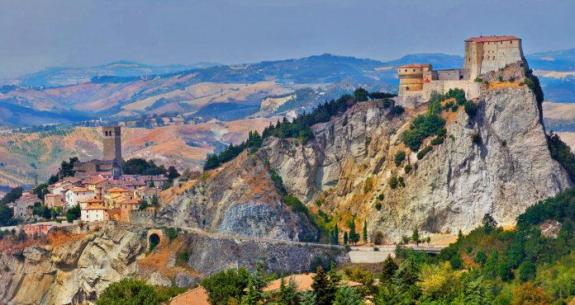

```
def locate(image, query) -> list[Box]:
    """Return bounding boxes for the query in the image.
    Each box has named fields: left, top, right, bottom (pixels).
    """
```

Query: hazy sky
left=0, top=0, right=574, bottom=78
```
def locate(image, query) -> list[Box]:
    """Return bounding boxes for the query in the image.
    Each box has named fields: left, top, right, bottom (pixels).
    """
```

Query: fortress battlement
left=398, top=35, right=526, bottom=104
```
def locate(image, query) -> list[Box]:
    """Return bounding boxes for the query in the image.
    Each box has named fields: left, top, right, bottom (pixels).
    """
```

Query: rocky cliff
left=258, top=82, right=571, bottom=240
left=0, top=223, right=346, bottom=305
left=156, top=152, right=319, bottom=242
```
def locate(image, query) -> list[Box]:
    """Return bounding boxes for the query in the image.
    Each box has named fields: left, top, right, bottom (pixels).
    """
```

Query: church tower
left=102, top=126, right=122, bottom=161
left=102, top=126, right=123, bottom=178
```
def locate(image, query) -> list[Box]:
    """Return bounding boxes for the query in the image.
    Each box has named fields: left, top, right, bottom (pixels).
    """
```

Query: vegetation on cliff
left=204, top=89, right=397, bottom=170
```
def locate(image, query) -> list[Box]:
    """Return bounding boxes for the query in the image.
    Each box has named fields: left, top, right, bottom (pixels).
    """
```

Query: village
left=0, top=126, right=182, bottom=236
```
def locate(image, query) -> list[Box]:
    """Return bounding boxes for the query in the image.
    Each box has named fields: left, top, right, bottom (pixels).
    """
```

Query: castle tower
left=397, top=64, right=433, bottom=95
left=102, top=126, right=122, bottom=162
left=464, top=35, right=525, bottom=80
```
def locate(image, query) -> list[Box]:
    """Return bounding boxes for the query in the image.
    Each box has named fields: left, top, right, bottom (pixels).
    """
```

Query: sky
left=0, top=0, right=574, bottom=79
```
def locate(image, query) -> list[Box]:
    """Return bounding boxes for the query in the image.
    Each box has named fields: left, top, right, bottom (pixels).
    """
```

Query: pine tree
left=362, top=220, right=368, bottom=243
left=312, top=266, right=338, bottom=305
left=278, top=278, right=298, bottom=305
left=343, top=232, right=349, bottom=245
left=412, top=228, right=420, bottom=245
left=349, top=219, right=360, bottom=245
left=380, top=256, right=398, bottom=283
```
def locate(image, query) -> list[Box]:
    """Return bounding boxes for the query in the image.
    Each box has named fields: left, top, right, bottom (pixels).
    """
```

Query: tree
left=482, top=214, right=498, bottom=232
left=66, top=205, right=81, bottom=223
left=412, top=228, right=420, bottom=245
left=381, top=256, right=398, bottom=283
left=312, top=266, right=338, bottom=305
left=0, top=203, right=15, bottom=226
left=349, top=219, right=360, bottom=245
left=32, top=183, right=49, bottom=201
left=96, top=278, right=162, bottom=305
left=201, top=268, right=251, bottom=305
left=394, top=151, right=406, bottom=166
left=300, top=292, right=316, bottom=305
left=334, top=287, right=362, bottom=305
left=343, top=232, right=349, bottom=245
left=0, top=187, right=23, bottom=205
left=167, top=166, right=180, bottom=182
left=362, top=220, right=368, bottom=243
left=511, top=282, right=550, bottom=305
left=353, top=88, right=369, bottom=102
left=278, top=278, right=299, bottom=305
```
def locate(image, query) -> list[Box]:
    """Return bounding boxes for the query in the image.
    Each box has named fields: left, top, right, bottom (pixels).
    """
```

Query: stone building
left=398, top=35, right=525, bottom=104
left=74, top=126, right=123, bottom=178
left=464, top=35, right=524, bottom=80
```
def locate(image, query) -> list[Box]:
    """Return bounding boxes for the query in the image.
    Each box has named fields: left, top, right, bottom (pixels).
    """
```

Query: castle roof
left=465, top=35, right=520, bottom=43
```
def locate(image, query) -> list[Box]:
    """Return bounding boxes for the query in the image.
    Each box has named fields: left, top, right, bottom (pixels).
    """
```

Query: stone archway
left=147, top=229, right=165, bottom=251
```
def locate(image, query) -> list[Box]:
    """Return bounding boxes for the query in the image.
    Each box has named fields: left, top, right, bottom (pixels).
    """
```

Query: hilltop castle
left=398, top=35, right=526, bottom=102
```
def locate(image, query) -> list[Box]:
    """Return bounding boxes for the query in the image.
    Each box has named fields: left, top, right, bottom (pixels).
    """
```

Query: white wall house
left=65, top=188, right=96, bottom=208
left=80, top=206, right=107, bottom=222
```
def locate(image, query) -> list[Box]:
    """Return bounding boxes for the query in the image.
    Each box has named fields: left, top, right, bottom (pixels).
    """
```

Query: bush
left=402, top=114, right=446, bottom=151
left=388, top=176, right=399, bottom=189
left=375, top=202, right=382, bottom=211
left=404, top=164, right=412, bottom=174
left=431, top=136, right=444, bottom=146
left=394, top=151, right=406, bottom=166
left=417, top=146, right=433, bottom=160
left=377, top=193, right=385, bottom=201
left=164, top=227, right=178, bottom=242
left=66, top=205, right=81, bottom=223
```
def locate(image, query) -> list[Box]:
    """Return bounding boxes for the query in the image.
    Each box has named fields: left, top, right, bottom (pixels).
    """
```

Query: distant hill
left=14, top=61, right=217, bottom=88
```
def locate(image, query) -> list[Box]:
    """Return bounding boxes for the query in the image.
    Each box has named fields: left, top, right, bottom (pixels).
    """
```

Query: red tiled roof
left=465, top=35, right=520, bottom=43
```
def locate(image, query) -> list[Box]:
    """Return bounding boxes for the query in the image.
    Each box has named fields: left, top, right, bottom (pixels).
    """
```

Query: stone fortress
left=398, top=35, right=526, bottom=104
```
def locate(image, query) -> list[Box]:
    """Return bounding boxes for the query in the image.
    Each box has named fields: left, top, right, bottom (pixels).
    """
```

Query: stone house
left=44, top=194, right=64, bottom=209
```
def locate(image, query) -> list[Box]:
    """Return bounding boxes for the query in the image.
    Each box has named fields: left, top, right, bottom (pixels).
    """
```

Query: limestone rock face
left=156, top=153, right=319, bottom=242
left=260, top=86, right=571, bottom=240
left=0, top=224, right=146, bottom=305
left=0, top=224, right=347, bottom=305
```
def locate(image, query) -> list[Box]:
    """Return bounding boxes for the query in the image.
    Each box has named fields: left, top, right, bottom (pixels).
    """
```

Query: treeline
left=204, top=89, right=398, bottom=170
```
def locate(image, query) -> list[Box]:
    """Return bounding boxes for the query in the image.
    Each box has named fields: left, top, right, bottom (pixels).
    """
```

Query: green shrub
left=375, top=202, right=382, bottom=211
left=402, top=115, right=446, bottom=151
left=377, top=193, right=385, bottom=201
left=394, top=151, right=406, bottom=166
left=431, top=136, right=444, bottom=146
left=388, top=176, right=399, bottom=189
left=404, top=164, right=413, bottom=174
left=417, top=146, right=433, bottom=160
left=164, top=227, right=178, bottom=242
left=176, top=250, right=190, bottom=266
left=398, top=177, right=405, bottom=188
left=391, top=105, right=405, bottom=116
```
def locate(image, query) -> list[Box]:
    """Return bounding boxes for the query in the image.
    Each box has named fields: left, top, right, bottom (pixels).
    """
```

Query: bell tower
left=102, top=126, right=122, bottom=162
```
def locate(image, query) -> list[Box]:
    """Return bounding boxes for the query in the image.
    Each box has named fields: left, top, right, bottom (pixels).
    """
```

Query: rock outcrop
left=0, top=223, right=347, bottom=305
left=156, top=153, right=319, bottom=242
left=259, top=82, right=571, bottom=240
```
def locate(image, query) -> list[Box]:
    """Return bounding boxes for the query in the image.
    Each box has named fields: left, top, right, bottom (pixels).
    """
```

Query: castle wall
left=422, top=80, right=481, bottom=100
left=479, top=40, right=523, bottom=76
